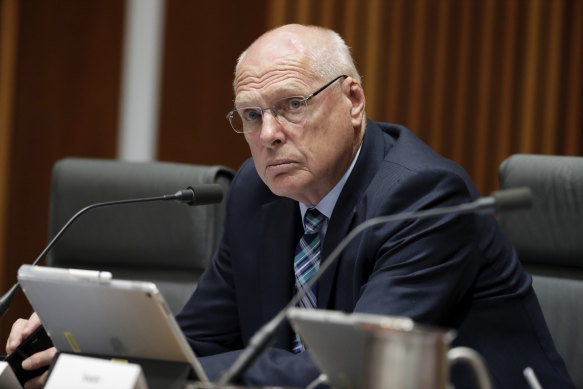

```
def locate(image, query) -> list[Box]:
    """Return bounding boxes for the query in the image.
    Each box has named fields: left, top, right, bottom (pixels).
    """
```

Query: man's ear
left=346, top=79, right=366, bottom=127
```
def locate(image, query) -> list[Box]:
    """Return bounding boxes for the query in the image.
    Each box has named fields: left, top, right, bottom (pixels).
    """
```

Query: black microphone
left=180, top=184, right=224, bottom=206
left=0, top=184, right=224, bottom=320
left=217, top=187, right=533, bottom=384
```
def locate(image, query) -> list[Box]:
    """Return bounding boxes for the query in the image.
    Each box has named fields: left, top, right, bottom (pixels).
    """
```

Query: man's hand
left=6, top=312, right=57, bottom=389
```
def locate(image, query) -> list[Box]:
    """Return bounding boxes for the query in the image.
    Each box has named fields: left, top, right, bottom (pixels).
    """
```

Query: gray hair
left=233, top=25, right=361, bottom=92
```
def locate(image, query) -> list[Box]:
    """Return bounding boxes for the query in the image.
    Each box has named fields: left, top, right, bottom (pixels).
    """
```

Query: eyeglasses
left=226, top=75, right=348, bottom=134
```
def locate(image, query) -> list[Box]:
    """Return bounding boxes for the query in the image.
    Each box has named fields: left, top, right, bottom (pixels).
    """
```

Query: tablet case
left=17, top=265, right=208, bottom=383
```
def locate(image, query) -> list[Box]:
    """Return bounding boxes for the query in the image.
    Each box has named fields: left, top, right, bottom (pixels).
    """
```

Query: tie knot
left=304, top=208, right=326, bottom=234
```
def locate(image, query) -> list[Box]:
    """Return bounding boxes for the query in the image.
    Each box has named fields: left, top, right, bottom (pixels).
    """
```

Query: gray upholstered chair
left=498, top=154, right=583, bottom=388
left=46, top=158, right=234, bottom=314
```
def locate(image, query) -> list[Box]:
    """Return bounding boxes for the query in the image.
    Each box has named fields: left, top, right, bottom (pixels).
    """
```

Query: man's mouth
left=266, top=159, right=297, bottom=172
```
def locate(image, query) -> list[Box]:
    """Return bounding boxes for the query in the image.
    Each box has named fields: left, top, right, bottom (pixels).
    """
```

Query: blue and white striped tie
left=292, top=208, right=326, bottom=353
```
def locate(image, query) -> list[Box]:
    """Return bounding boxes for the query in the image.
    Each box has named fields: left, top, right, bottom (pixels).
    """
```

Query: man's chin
left=266, top=182, right=304, bottom=202
left=262, top=171, right=317, bottom=202
left=267, top=185, right=299, bottom=199
left=267, top=182, right=322, bottom=205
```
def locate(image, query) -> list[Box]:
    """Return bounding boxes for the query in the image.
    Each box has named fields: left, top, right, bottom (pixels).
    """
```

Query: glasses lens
left=274, top=97, right=307, bottom=125
left=227, top=97, right=308, bottom=133
left=228, top=107, right=261, bottom=133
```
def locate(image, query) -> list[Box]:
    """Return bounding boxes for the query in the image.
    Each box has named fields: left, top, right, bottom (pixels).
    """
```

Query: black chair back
left=47, top=157, right=234, bottom=314
left=498, top=153, right=583, bottom=387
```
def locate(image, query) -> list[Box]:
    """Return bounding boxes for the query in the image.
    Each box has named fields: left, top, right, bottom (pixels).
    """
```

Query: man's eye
left=287, top=99, right=303, bottom=110
left=241, top=109, right=261, bottom=121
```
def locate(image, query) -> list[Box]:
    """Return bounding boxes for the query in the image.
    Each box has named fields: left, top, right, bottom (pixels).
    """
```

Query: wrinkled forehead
left=234, top=32, right=316, bottom=104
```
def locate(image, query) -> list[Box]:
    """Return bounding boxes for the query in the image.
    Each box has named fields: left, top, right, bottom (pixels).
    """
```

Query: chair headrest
left=47, top=158, right=234, bottom=270
left=498, top=154, right=583, bottom=268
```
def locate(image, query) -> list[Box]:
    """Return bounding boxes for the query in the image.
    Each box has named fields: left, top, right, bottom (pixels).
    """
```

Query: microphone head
left=492, top=187, right=533, bottom=212
left=186, top=184, right=224, bottom=206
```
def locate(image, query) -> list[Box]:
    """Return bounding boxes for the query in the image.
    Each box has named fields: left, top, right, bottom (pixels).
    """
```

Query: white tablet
left=17, top=264, right=208, bottom=382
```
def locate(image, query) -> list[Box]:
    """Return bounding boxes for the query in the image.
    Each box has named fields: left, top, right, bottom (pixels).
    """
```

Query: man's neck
left=299, top=143, right=363, bottom=227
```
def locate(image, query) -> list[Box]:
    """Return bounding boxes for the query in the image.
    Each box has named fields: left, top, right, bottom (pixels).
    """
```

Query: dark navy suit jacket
left=177, top=120, right=574, bottom=388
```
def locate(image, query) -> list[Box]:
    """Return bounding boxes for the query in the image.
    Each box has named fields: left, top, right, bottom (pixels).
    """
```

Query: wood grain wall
left=267, top=0, right=583, bottom=193
left=156, top=1, right=268, bottom=167
left=0, top=0, right=126, bottom=341
left=1, top=0, right=581, bottom=344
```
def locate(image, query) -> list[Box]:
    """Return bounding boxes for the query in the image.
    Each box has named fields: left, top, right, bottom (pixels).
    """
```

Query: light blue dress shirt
left=299, top=145, right=362, bottom=245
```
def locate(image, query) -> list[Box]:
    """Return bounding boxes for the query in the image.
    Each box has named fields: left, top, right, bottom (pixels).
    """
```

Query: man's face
left=234, top=32, right=363, bottom=206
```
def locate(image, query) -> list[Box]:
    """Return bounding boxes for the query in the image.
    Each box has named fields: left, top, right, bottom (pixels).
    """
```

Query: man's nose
left=259, top=109, right=284, bottom=147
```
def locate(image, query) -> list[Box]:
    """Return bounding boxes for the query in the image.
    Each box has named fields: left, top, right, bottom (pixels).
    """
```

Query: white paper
left=0, top=361, right=22, bottom=389
left=44, top=354, right=147, bottom=389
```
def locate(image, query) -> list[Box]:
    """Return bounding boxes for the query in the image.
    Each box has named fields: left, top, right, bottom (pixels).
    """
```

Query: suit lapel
left=258, top=197, right=302, bottom=348
left=318, top=120, right=387, bottom=308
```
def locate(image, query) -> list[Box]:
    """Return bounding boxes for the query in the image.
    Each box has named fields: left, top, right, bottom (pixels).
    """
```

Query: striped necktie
left=292, top=208, right=326, bottom=353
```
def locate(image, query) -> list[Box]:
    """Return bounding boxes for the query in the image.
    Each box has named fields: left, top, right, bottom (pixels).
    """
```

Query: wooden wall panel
left=473, top=1, right=496, bottom=192
left=156, top=0, right=270, bottom=170
left=449, top=1, right=474, bottom=169
left=519, top=0, right=542, bottom=153
left=564, top=0, right=582, bottom=155
left=0, top=0, right=125, bottom=343
left=363, top=0, right=382, bottom=122
left=263, top=0, right=583, bottom=195
left=542, top=0, right=564, bottom=154
left=384, top=0, right=405, bottom=128
left=495, top=0, right=520, bottom=175
left=0, top=0, right=19, bottom=306
left=427, top=0, right=451, bottom=155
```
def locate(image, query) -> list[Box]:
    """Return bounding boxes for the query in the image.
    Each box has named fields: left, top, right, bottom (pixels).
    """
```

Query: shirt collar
left=299, top=145, right=362, bottom=231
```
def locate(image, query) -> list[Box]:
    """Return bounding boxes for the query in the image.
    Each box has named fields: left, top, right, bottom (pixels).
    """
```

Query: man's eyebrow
left=234, top=93, right=262, bottom=108
left=276, top=84, right=308, bottom=96
left=234, top=97, right=253, bottom=107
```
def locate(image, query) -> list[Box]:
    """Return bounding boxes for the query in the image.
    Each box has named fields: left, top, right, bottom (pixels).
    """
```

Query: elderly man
left=8, top=24, right=573, bottom=389
left=176, top=24, right=573, bottom=388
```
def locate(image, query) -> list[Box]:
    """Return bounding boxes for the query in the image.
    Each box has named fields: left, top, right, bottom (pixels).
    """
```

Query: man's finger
left=6, top=318, right=29, bottom=354
left=22, top=346, right=57, bottom=370
left=22, top=312, right=42, bottom=338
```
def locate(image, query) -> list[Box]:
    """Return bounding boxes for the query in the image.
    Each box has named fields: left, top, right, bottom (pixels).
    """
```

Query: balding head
left=234, top=24, right=361, bottom=93
left=229, top=24, right=366, bottom=205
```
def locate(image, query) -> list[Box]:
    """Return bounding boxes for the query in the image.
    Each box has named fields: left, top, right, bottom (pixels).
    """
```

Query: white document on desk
left=44, top=354, right=147, bottom=389
left=0, top=361, right=22, bottom=389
